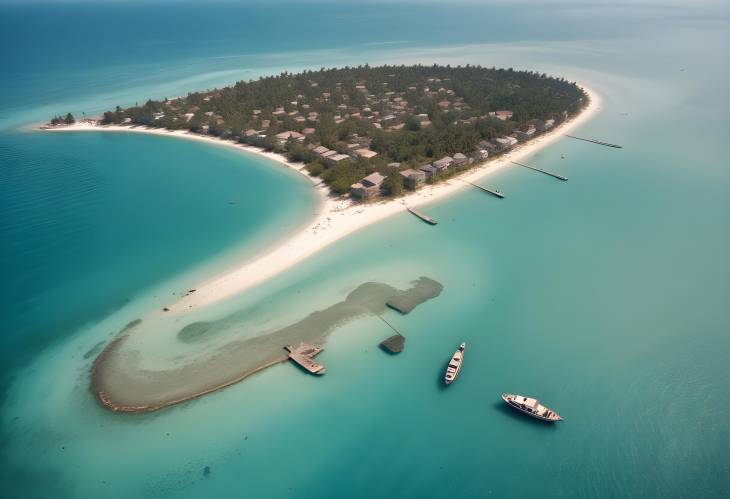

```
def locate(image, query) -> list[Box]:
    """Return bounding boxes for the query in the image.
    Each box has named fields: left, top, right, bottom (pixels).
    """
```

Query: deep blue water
left=0, top=1, right=728, bottom=498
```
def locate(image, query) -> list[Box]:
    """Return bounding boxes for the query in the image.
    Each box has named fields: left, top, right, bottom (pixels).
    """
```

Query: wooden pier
left=466, top=181, right=504, bottom=198
left=511, top=161, right=568, bottom=181
left=564, top=134, right=622, bottom=148
left=285, top=343, right=326, bottom=375
left=407, top=207, right=437, bottom=225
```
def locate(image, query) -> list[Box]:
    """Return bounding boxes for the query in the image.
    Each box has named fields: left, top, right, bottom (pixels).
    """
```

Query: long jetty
left=465, top=181, right=504, bottom=198
left=407, top=207, right=437, bottom=225
left=565, top=134, right=622, bottom=149
left=511, top=161, right=568, bottom=181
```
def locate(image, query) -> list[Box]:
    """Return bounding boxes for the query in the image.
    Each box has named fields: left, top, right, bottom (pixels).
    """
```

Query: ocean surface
left=1, top=1, right=728, bottom=498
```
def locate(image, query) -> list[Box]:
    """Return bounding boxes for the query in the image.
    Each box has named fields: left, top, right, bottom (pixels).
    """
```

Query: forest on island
left=92, top=64, right=586, bottom=196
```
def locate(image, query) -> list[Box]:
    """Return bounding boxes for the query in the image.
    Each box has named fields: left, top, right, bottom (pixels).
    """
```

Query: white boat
left=444, top=342, right=466, bottom=385
left=501, top=393, right=562, bottom=422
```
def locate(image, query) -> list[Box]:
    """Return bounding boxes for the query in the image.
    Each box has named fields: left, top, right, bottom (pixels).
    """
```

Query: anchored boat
left=501, top=393, right=562, bottom=422
left=444, top=342, right=466, bottom=385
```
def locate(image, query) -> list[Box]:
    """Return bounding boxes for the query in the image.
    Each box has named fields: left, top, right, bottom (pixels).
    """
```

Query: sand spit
left=91, top=277, right=442, bottom=413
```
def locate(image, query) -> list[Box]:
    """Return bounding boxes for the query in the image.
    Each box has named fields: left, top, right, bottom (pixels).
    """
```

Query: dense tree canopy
left=88, top=65, right=586, bottom=197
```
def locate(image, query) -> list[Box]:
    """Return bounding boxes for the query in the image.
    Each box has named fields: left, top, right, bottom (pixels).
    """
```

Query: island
left=41, top=65, right=599, bottom=413
left=47, top=64, right=587, bottom=201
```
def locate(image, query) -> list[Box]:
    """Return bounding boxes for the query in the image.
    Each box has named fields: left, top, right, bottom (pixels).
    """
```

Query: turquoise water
left=0, top=130, right=317, bottom=387
left=1, top=1, right=728, bottom=498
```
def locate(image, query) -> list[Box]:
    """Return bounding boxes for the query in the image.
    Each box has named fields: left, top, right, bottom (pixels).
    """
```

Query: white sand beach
left=44, top=86, right=601, bottom=313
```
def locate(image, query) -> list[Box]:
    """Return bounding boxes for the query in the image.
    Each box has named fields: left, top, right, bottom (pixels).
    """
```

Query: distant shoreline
left=41, top=86, right=601, bottom=317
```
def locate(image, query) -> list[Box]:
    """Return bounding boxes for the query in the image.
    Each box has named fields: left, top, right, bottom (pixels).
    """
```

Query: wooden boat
left=501, top=393, right=562, bottom=422
left=444, top=342, right=466, bottom=385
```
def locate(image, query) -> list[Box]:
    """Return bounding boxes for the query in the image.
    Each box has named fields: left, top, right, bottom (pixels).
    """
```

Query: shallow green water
left=1, top=1, right=728, bottom=498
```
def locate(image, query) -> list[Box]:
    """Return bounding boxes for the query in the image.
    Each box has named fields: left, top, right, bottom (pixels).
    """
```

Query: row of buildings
left=347, top=116, right=558, bottom=201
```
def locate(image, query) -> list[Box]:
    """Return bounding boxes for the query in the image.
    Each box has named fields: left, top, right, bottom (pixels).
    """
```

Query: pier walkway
left=407, top=207, right=437, bottom=225
left=511, top=161, right=568, bottom=181
left=285, top=343, right=326, bottom=375
left=465, top=180, right=504, bottom=198
left=565, top=134, right=622, bottom=148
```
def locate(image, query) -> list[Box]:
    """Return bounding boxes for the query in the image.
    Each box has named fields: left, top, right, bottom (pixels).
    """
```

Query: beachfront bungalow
left=243, top=129, right=258, bottom=137
left=400, top=169, right=426, bottom=190
left=471, top=149, right=489, bottom=161
left=355, top=148, right=378, bottom=159
left=302, top=127, right=316, bottom=135
left=350, top=172, right=386, bottom=200
left=515, top=127, right=536, bottom=142
left=528, top=119, right=547, bottom=132
left=493, top=136, right=517, bottom=151
left=452, top=153, right=470, bottom=166
left=432, top=156, right=454, bottom=171
left=419, top=164, right=439, bottom=178
left=478, top=140, right=498, bottom=154
left=545, top=119, right=555, bottom=129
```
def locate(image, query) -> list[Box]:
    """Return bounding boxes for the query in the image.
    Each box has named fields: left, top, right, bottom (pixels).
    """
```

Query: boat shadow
left=492, top=401, right=561, bottom=429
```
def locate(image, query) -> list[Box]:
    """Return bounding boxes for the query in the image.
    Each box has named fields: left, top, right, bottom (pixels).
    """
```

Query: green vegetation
left=83, top=65, right=586, bottom=198
left=50, top=113, right=75, bottom=125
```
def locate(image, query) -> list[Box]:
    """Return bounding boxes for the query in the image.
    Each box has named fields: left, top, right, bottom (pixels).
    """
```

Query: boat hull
left=501, top=394, right=562, bottom=422
left=444, top=343, right=466, bottom=385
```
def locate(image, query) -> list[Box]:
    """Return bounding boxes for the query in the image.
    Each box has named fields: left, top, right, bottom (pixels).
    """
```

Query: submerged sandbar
left=91, top=277, right=442, bottom=413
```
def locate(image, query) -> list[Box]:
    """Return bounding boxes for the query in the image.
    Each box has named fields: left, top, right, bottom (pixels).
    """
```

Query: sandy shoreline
left=43, top=86, right=601, bottom=314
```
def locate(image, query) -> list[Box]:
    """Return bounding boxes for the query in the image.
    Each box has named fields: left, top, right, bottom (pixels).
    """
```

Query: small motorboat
left=501, top=393, right=562, bottom=422
left=444, top=342, right=466, bottom=385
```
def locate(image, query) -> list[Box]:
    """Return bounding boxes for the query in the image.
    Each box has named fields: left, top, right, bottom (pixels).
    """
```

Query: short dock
left=511, top=161, right=568, bottom=181
left=466, top=181, right=504, bottom=198
left=564, top=134, right=622, bottom=148
left=285, top=343, right=326, bottom=375
left=407, top=207, right=437, bottom=225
